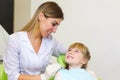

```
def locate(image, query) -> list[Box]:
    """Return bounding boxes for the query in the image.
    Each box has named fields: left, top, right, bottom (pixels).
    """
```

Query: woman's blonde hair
left=20, top=1, right=64, bottom=33
left=67, top=42, right=91, bottom=69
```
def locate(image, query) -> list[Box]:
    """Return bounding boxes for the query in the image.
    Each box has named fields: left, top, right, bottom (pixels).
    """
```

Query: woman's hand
left=41, top=63, right=62, bottom=80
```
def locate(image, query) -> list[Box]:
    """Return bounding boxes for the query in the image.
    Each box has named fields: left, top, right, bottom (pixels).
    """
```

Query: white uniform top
left=3, top=31, right=66, bottom=80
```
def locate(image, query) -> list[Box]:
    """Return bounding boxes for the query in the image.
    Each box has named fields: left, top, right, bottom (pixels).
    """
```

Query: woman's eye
left=52, top=22, right=58, bottom=27
left=52, top=22, right=56, bottom=26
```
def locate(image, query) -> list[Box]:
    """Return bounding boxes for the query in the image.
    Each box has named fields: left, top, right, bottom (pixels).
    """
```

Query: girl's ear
left=81, top=58, right=87, bottom=65
left=38, top=12, right=45, bottom=21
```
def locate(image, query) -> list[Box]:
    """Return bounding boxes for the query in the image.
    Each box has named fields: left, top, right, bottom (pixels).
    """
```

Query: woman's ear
left=38, top=12, right=45, bottom=21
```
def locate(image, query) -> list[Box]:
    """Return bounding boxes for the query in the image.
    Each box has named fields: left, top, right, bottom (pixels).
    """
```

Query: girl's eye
left=68, top=49, right=71, bottom=52
left=75, top=50, right=79, bottom=53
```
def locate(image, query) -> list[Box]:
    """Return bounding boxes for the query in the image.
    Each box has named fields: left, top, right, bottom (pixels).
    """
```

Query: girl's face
left=65, top=47, right=86, bottom=68
left=38, top=13, right=62, bottom=37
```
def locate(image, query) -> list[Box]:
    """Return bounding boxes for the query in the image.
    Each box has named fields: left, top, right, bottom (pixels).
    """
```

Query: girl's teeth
left=67, top=56, right=73, bottom=59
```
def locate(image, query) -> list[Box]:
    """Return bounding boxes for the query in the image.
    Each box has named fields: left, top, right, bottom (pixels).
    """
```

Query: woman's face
left=65, top=47, right=86, bottom=68
left=39, top=13, right=62, bottom=37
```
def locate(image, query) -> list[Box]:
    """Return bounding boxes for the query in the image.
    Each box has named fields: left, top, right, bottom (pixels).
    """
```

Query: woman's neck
left=28, top=30, right=42, bottom=40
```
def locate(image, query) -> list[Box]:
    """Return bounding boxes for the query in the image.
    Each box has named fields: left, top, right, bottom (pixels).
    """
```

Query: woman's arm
left=4, top=34, right=41, bottom=80
left=52, top=38, right=67, bottom=57
left=19, top=63, right=62, bottom=80
left=18, top=74, right=40, bottom=80
left=4, top=34, right=21, bottom=80
left=4, top=34, right=42, bottom=80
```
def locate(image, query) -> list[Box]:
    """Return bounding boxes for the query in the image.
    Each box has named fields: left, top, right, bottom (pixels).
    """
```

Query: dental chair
left=0, top=64, right=7, bottom=80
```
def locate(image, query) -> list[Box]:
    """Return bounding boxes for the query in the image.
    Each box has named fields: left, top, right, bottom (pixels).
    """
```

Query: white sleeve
left=54, top=71, right=63, bottom=80
left=52, top=38, right=67, bottom=57
left=3, top=34, right=20, bottom=80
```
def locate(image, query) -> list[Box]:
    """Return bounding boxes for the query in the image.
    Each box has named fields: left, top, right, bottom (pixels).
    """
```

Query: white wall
left=15, top=0, right=120, bottom=80
left=31, top=0, right=120, bottom=80
left=14, top=0, right=31, bottom=31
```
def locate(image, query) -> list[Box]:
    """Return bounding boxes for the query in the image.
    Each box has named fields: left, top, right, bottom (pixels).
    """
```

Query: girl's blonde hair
left=67, top=42, right=91, bottom=69
left=20, top=1, right=64, bottom=33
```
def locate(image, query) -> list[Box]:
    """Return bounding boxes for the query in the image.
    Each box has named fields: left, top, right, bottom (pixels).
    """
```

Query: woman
left=4, top=1, right=66, bottom=80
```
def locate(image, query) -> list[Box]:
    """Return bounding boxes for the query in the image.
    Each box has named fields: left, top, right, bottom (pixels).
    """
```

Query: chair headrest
left=57, top=54, right=66, bottom=68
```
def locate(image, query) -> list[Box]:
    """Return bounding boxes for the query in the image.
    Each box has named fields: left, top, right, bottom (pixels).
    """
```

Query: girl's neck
left=69, top=64, right=82, bottom=70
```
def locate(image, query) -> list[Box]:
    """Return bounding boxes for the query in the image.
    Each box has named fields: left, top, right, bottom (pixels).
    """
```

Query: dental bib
left=59, top=68, right=94, bottom=80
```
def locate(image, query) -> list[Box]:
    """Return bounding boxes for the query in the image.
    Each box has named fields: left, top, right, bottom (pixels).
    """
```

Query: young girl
left=54, top=42, right=96, bottom=80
